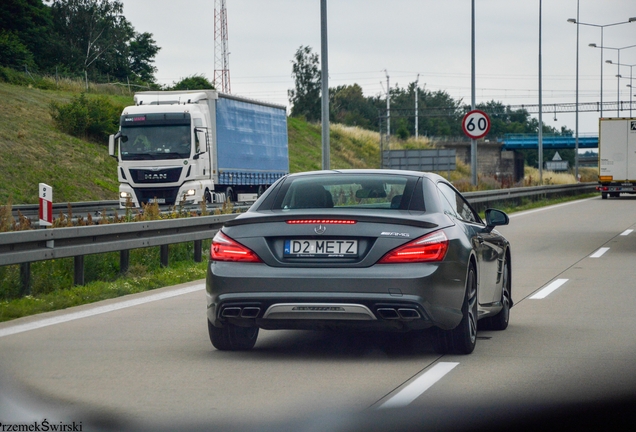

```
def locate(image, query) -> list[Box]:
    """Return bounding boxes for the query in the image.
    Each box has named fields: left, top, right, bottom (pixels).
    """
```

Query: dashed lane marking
left=530, top=279, right=569, bottom=300
left=378, top=362, right=459, bottom=409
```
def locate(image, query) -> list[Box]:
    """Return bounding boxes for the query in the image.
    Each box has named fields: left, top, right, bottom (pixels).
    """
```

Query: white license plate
left=148, top=198, right=166, bottom=204
left=284, top=239, right=358, bottom=257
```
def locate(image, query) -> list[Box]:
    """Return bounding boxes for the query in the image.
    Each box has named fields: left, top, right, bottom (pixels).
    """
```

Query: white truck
left=598, top=117, right=636, bottom=199
left=108, top=90, right=289, bottom=208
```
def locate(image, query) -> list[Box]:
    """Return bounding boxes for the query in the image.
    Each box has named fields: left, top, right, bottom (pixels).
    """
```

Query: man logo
left=144, top=173, right=167, bottom=181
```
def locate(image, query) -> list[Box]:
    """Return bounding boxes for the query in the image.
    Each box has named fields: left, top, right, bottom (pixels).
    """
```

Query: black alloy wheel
left=480, top=257, right=510, bottom=331
left=432, top=266, right=478, bottom=355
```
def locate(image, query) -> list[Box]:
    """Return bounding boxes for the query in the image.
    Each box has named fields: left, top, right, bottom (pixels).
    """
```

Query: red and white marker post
left=39, top=183, right=53, bottom=227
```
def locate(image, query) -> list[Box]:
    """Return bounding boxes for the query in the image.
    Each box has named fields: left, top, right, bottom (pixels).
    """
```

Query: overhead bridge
left=502, top=134, right=598, bottom=150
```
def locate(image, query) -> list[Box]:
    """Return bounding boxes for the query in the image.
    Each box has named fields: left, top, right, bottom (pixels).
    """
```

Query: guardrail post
left=74, top=256, right=84, bottom=285
left=194, top=240, right=202, bottom=263
left=160, top=245, right=169, bottom=267
left=120, top=250, right=129, bottom=274
left=20, top=263, right=31, bottom=296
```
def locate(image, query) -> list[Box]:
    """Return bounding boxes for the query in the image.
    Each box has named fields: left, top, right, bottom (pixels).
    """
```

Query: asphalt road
left=1, top=195, right=635, bottom=429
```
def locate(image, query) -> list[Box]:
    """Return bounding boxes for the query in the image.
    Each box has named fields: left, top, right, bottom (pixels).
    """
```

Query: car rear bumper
left=206, top=260, right=467, bottom=331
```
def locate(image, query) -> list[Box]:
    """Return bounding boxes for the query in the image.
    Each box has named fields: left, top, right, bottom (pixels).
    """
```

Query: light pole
left=606, top=60, right=636, bottom=117
left=567, top=17, right=636, bottom=118
left=590, top=43, right=636, bottom=116
left=414, top=74, right=419, bottom=139
left=320, top=0, right=329, bottom=170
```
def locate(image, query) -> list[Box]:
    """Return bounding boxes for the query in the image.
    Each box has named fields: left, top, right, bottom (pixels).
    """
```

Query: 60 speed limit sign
left=462, top=110, right=491, bottom=139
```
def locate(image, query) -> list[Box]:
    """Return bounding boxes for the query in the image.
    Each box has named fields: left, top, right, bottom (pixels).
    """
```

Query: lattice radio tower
left=214, top=0, right=231, bottom=93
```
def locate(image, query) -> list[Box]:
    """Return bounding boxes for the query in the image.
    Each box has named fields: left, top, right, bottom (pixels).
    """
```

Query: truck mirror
left=108, top=135, right=115, bottom=157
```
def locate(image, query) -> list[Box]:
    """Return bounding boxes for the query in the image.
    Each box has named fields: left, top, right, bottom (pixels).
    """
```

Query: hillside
left=0, top=82, right=389, bottom=205
left=0, top=83, right=123, bottom=204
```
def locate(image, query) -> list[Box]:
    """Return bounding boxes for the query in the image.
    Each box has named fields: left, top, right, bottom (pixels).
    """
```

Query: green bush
left=50, top=93, right=123, bottom=143
left=171, top=74, right=214, bottom=90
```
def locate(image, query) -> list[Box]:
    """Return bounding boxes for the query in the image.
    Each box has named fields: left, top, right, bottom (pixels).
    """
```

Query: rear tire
left=601, top=192, right=608, bottom=199
left=208, top=320, right=259, bottom=351
left=225, top=187, right=235, bottom=203
left=480, top=257, right=510, bottom=331
left=432, top=266, right=477, bottom=355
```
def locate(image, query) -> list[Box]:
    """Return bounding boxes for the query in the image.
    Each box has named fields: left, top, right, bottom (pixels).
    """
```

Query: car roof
left=285, top=169, right=446, bottom=182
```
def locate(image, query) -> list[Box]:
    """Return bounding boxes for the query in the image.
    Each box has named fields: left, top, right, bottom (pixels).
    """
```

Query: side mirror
left=484, top=208, right=509, bottom=232
left=108, top=134, right=116, bottom=159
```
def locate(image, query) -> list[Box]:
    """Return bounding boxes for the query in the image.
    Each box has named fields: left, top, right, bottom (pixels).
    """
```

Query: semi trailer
left=109, top=90, right=289, bottom=208
left=597, top=117, right=636, bottom=199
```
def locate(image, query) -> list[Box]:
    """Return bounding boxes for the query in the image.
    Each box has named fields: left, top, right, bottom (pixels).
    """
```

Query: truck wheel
left=257, top=185, right=265, bottom=197
left=601, top=192, right=608, bottom=200
left=204, top=189, right=212, bottom=203
left=225, top=187, right=235, bottom=202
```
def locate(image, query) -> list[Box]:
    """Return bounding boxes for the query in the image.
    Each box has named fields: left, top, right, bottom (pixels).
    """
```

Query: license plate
left=148, top=198, right=166, bottom=204
left=284, top=239, right=358, bottom=257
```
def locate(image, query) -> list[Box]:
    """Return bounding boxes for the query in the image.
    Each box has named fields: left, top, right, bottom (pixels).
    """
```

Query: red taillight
left=378, top=230, right=449, bottom=264
left=211, top=231, right=262, bottom=263
left=286, top=219, right=357, bottom=225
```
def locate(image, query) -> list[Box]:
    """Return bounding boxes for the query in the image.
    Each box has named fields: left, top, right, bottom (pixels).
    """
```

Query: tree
left=49, top=0, right=160, bottom=82
left=288, top=46, right=321, bottom=121
left=128, top=32, right=160, bottom=82
left=330, top=84, right=377, bottom=129
left=171, top=75, right=214, bottom=90
left=0, top=0, right=55, bottom=70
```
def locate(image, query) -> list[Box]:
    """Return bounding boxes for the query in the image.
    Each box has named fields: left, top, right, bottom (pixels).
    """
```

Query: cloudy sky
left=122, top=0, right=636, bottom=135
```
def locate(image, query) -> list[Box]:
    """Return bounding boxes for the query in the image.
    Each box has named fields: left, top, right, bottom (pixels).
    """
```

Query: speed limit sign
left=462, top=110, right=491, bottom=139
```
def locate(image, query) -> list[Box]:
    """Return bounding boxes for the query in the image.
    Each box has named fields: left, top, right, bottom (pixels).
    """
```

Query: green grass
left=0, top=81, right=129, bottom=204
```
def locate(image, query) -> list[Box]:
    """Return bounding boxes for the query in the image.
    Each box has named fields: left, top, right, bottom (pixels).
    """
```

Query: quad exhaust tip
left=221, top=306, right=261, bottom=319
left=376, top=307, right=421, bottom=320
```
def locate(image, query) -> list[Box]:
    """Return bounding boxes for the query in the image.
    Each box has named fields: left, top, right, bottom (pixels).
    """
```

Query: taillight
left=286, top=219, right=356, bottom=225
left=211, top=231, right=262, bottom=263
left=378, top=230, right=449, bottom=264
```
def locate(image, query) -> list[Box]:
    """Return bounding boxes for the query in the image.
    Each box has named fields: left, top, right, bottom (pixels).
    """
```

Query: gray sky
left=122, top=0, right=636, bottom=136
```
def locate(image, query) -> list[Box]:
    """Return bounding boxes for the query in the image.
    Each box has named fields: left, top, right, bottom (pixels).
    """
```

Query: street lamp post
left=590, top=43, right=636, bottom=116
left=567, top=17, right=636, bottom=118
left=606, top=60, right=636, bottom=117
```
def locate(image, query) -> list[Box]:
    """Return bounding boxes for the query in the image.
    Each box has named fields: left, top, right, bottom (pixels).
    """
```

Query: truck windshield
left=119, top=125, right=191, bottom=160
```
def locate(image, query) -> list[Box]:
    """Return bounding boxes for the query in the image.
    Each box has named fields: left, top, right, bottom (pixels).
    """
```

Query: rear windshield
left=272, top=174, right=423, bottom=211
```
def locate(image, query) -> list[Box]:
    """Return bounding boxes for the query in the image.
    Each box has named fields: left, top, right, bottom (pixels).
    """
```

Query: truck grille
left=130, top=168, right=182, bottom=184
left=134, top=187, right=181, bottom=206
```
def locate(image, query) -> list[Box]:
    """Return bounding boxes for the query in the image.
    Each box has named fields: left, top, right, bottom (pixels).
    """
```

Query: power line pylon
left=214, top=0, right=231, bottom=93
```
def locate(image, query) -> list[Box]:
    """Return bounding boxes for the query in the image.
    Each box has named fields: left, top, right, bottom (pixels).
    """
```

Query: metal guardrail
left=464, top=182, right=598, bottom=210
left=0, top=183, right=597, bottom=294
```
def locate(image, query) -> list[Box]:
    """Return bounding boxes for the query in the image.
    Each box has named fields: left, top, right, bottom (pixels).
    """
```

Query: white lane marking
left=530, top=279, right=569, bottom=300
left=378, top=362, right=459, bottom=409
left=590, top=247, right=610, bottom=258
left=0, top=284, right=205, bottom=338
left=620, top=229, right=633, bottom=236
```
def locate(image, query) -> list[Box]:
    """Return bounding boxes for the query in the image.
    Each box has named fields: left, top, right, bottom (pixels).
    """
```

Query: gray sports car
left=206, top=169, right=512, bottom=354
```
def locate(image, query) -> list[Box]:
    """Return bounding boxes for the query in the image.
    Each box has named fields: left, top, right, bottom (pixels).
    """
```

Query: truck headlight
left=185, top=189, right=196, bottom=196
left=120, top=192, right=132, bottom=199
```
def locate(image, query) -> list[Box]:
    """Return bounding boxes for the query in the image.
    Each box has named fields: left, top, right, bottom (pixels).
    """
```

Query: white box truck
left=109, top=90, right=289, bottom=208
left=598, top=117, right=636, bottom=199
